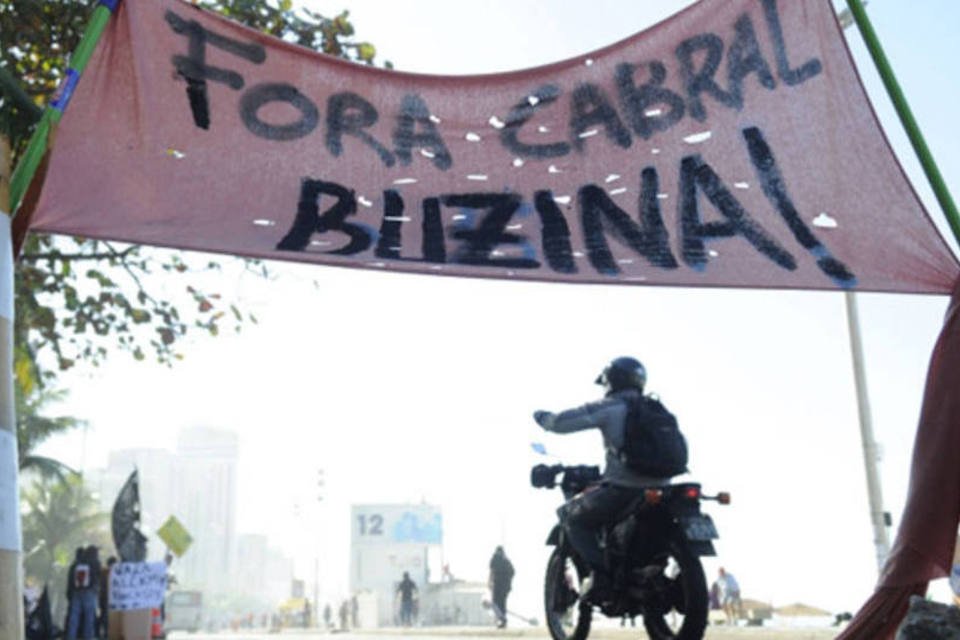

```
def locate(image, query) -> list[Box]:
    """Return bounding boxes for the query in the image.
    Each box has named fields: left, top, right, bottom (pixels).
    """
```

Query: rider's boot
left=582, top=570, right=613, bottom=605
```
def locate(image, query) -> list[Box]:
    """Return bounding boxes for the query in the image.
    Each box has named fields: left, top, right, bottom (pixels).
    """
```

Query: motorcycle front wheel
left=544, top=544, right=592, bottom=640
left=640, top=535, right=708, bottom=640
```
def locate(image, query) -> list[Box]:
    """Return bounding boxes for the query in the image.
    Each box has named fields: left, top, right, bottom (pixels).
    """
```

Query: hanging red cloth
left=839, top=277, right=960, bottom=638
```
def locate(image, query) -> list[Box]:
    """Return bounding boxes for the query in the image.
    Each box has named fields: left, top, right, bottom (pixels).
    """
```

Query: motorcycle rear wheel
left=544, top=545, right=592, bottom=640
left=640, top=536, right=708, bottom=640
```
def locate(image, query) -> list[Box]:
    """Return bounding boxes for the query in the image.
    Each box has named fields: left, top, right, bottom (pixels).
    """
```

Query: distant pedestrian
left=65, top=548, right=82, bottom=634
left=160, top=551, right=177, bottom=626
left=66, top=546, right=101, bottom=640
left=323, top=603, right=331, bottom=629
left=350, top=595, right=358, bottom=628
left=396, top=572, right=418, bottom=627
left=716, top=567, right=742, bottom=625
left=488, top=546, right=514, bottom=628
left=709, top=580, right=721, bottom=611
left=338, top=600, right=349, bottom=630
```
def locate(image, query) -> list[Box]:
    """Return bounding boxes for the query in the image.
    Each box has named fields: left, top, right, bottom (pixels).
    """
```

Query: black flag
left=111, top=469, right=147, bottom=562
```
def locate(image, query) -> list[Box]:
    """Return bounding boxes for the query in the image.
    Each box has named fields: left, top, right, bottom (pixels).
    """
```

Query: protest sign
left=157, top=515, right=192, bottom=558
left=109, top=561, right=167, bottom=611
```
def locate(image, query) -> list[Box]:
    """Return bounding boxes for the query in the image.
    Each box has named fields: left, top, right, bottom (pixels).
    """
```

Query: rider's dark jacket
left=537, top=388, right=671, bottom=489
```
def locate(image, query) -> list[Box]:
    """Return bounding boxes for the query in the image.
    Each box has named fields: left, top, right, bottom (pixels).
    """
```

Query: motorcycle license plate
left=679, top=514, right=718, bottom=541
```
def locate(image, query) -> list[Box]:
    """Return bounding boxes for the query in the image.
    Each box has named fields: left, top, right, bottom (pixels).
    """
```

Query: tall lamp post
left=835, top=0, right=892, bottom=575
left=314, top=468, right=324, bottom=628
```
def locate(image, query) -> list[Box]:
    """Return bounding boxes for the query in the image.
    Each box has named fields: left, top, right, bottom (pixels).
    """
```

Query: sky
left=34, top=0, right=960, bottom=618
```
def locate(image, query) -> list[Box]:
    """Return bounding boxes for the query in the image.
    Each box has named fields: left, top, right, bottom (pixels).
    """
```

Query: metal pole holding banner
left=7, top=0, right=118, bottom=216
left=845, top=292, right=890, bottom=572
left=842, top=0, right=960, bottom=573
left=845, top=0, right=960, bottom=247
left=834, top=0, right=896, bottom=579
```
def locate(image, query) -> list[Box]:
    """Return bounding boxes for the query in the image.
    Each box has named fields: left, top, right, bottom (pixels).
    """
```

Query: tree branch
left=0, top=65, right=43, bottom=123
left=20, top=246, right=139, bottom=262
left=104, top=242, right=155, bottom=304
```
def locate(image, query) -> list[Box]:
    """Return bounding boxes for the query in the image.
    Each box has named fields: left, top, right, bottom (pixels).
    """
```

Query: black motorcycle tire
left=544, top=544, right=592, bottom=640
left=641, top=534, right=709, bottom=640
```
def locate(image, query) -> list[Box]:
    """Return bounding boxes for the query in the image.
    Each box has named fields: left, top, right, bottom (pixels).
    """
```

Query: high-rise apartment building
left=174, top=427, right=238, bottom=593
left=95, top=428, right=293, bottom=608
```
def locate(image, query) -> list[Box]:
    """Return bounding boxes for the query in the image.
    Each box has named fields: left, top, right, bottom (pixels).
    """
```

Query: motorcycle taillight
left=644, top=488, right=663, bottom=504
left=683, top=486, right=700, bottom=500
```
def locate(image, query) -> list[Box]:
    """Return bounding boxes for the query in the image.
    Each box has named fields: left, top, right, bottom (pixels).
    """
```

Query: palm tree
left=17, top=386, right=84, bottom=482
left=21, top=474, right=110, bottom=621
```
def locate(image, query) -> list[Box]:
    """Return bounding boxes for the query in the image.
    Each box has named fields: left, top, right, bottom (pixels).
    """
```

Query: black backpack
left=619, top=395, right=688, bottom=478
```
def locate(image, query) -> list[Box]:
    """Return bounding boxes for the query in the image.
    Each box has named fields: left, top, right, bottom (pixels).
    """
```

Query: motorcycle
left=531, top=463, right=729, bottom=640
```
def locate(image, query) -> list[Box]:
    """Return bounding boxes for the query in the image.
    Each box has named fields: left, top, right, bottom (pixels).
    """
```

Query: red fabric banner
left=29, top=0, right=958, bottom=292
left=838, top=277, right=960, bottom=638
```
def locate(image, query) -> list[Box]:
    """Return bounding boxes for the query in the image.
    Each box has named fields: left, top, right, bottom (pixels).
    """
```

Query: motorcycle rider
left=533, top=356, right=673, bottom=603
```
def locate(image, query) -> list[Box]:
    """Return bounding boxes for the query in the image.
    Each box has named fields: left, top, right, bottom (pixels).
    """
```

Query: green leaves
left=16, top=385, right=84, bottom=466
left=189, top=0, right=382, bottom=66
left=357, top=42, right=376, bottom=63
left=157, top=326, right=175, bottom=346
left=14, top=236, right=240, bottom=387
left=1, top=0, right=89, bottom=153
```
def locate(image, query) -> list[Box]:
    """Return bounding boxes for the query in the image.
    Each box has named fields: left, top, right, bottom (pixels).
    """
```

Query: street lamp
left=314, top=468, right=325, bottom=627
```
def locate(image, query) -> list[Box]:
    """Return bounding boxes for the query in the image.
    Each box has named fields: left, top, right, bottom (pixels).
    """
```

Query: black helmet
left=596, top=356, right=646, bottom=392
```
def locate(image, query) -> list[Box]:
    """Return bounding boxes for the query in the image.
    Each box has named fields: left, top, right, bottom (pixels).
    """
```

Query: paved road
left=171, top=624, right=841, bottom=640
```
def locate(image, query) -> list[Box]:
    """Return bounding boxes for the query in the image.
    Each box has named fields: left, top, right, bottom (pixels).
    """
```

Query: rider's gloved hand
left=533, top=410, right=554, bottom=427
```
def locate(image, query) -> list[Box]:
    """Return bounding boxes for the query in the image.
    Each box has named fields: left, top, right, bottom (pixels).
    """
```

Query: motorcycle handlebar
left=530, top=464, right=563, bottom=489
left=531, top=464, right=731, bottom=505
left=530, top=464, right=601, bottom=490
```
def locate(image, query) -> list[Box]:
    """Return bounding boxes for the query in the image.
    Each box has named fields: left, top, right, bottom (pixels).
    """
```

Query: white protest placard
left=109, top=561, right=167, bottom=611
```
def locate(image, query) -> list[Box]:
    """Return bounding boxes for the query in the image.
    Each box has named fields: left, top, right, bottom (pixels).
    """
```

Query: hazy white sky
left=37, top=0, right=960, bottom=617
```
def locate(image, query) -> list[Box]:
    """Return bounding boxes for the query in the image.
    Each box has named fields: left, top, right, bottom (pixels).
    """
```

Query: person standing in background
left=488, top=547, right=514, bottom=628
left=717, top=567, right=742, bottom=625
left=396, top=572, right=418, bottom=626
left=66, top=546, right=100, bottom=640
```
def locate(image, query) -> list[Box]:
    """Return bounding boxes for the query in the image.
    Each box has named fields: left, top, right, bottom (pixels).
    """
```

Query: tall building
left=264, top=546, right=296, bottom=608
left=235, top=534, right=293, bottom=609
left=236, top=534, right=269, bottom=600
left=174, top=427, right=239, bottom=594
left=94, top=429, right=297, bottom=608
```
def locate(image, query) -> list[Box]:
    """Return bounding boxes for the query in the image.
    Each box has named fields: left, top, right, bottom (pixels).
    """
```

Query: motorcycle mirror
left=702, top=491, right=731, bottom=504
